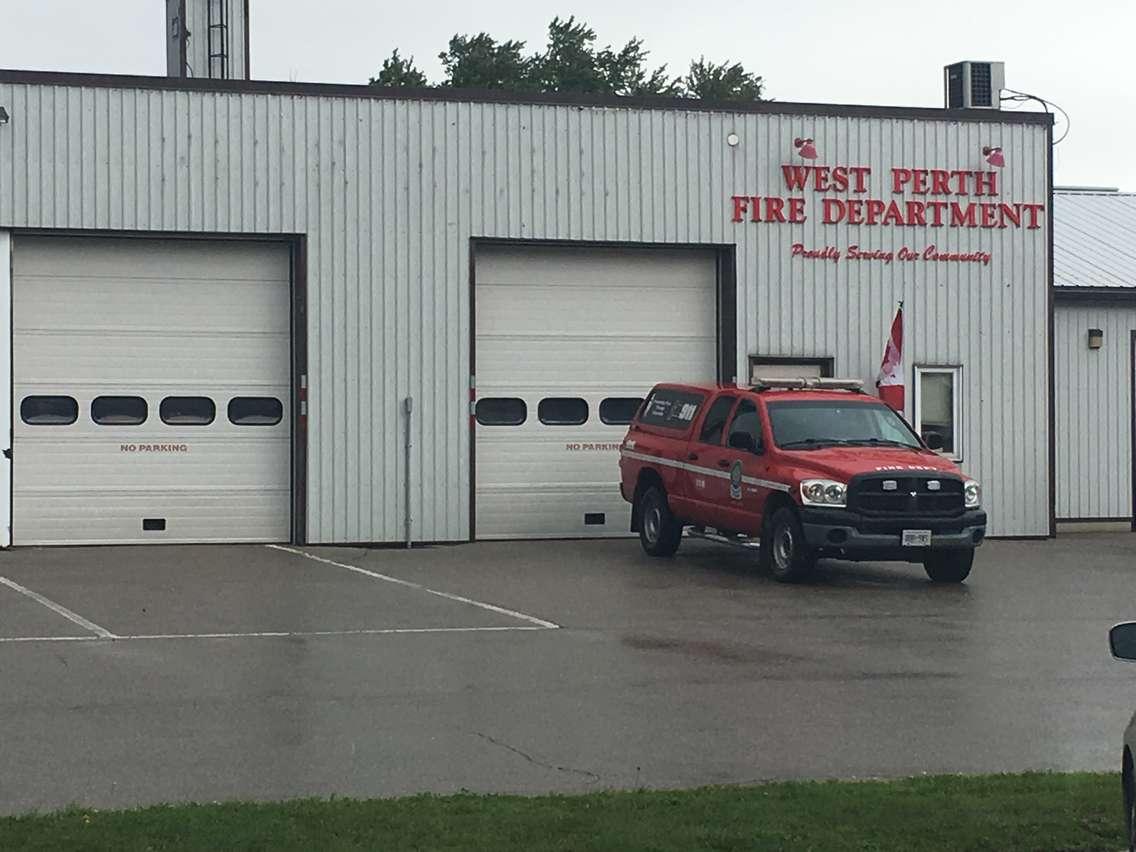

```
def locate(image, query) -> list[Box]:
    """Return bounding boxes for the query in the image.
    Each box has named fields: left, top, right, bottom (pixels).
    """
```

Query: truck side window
left=697, top=396, right=736, bottom=446
left=639, top=389, right=705, bottom=430
left=726, top=399, right=763, bottom=453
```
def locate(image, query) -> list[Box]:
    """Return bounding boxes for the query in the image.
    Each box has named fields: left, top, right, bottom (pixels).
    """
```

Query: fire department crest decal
left=729, top=460, right=744, bottom=500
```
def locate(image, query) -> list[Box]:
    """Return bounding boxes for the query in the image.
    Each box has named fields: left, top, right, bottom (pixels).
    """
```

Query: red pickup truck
left=618, top=378, right=986, bottom=583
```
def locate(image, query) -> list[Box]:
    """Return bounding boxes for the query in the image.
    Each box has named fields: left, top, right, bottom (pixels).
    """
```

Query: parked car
left=1110, top=622, right=1136, bottom=851
left=618, top=378, right=987, bottom=582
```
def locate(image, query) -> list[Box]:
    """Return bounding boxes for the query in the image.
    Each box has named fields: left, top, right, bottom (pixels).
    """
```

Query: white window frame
left=913, top=365, right=963, bottom=461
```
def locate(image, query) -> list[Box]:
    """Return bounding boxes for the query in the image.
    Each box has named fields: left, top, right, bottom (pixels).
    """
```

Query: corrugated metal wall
left=1054, top=304, right=1135, bottom=520
left=0, top=80, right=1051, bottom=539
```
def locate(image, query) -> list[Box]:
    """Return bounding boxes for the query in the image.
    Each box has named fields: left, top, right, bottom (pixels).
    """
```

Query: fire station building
left=0, top=16, right=1071, bottom=546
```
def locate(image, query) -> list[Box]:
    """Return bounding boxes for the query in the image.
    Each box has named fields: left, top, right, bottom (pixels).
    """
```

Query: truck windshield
left=766, top=400, right=923, bottom=450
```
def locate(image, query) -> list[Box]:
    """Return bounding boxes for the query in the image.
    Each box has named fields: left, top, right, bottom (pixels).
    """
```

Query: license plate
left=902, top=529, right=932, bottom=547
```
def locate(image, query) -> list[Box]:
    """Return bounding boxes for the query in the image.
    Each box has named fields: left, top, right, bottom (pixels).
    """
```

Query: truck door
left=712, top=398, right=772, bottom=536
left=682, top=393, right=738, bottom=525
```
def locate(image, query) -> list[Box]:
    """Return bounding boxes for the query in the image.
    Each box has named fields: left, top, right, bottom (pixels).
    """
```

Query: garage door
left=12, top=236, right=291, bottom=545
left=474, top=245, right=718, bottom=539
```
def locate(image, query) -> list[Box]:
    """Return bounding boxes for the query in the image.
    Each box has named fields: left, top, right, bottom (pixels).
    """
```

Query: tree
left=438, top=33, right=534, bottom=90
left=369, top=49, right=428, bottom=88
left=531, top=17, right=677, bottom=97
left=597, top=38, right=680, bottom=98
left=369, top=21, right=766, bottom=102
left=683, top=57, right=764, bottom=102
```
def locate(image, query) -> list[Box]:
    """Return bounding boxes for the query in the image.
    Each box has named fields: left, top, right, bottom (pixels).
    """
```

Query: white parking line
left=0, top=625, right=552, bottom=644
left=266, top=544, right=561, bottom=630
left=0, top=635, right=100, bottom=644
left=0, top=575, right=117, bottom=639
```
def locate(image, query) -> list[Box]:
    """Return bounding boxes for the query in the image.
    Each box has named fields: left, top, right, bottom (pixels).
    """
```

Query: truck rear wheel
left=764, top=507, right=815, bottom=583
left=923, top=550, right=974, bottom=583
left=638, top=486, right=683, bottom=557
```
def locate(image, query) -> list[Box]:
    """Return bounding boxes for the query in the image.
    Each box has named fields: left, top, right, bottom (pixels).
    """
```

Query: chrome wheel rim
left=773, top=524, right=794, bottom=571
left=644, top=505, right=661, bottom=545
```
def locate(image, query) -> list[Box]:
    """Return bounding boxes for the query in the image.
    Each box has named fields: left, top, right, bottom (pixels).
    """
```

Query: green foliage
left=368, top=49, right=427, bottom=88
left=438, top=33, right=534, bottom=91
left=371, top=19, right=763, bottom=102
left=684, top=56, right=765, bottom=102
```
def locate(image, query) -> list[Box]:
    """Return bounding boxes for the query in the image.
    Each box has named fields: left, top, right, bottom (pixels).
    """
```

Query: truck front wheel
left=764, top=507, right=815, bottom=583
left=637, top=486, right=683, bottom=557
left=923, top=550, right=974, bottom=583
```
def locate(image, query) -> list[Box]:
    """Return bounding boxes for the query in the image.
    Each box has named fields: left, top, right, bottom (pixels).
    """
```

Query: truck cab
left=618, top=378, right=987, bottom=583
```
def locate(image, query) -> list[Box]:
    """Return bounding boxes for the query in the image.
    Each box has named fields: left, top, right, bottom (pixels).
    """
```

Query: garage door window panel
left=92, top=396, right=148, bottom=426
left=914, top=366, right=962, bottom=460
left=228, top=397, right=284, bottom=426
left=599, top=397, right=643, bottom=426
left=475, top=398, right=527, bottom=426
left=161, top=397, right=217, bottom=426
left=21, top=396, right=79, bottom=426
left=538, top=398, right=589, bottom=426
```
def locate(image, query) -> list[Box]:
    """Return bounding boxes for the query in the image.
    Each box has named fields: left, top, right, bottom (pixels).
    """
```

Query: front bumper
left=798, top=506, right=987, bottom=562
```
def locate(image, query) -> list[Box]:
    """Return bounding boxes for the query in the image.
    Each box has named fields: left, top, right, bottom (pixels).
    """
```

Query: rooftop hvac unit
left=944, top=61, right=1005, bottom=109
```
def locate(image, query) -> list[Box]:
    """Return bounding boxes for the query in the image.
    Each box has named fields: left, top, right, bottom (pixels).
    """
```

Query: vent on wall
left=944, top=61, right=1005, bottom=110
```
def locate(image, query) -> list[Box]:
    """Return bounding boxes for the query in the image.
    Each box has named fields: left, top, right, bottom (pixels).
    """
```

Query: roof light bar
left=752, top=377, right=864, bottom=392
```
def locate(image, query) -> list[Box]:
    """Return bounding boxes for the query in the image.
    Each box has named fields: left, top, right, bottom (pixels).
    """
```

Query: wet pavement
left=1, top=533, right=1134, bottom=814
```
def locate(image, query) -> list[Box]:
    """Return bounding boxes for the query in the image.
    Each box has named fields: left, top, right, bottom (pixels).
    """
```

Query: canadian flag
left=876, top=302, right=904, bottom=412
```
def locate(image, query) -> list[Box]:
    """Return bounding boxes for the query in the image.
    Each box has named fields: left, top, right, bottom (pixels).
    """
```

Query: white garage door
left=12, top=236, right=291, bottom=545
left=474, top=245, right=718, bottom=539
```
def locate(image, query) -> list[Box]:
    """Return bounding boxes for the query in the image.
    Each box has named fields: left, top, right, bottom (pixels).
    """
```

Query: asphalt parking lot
left=2, top=533, right=1135, bottom=815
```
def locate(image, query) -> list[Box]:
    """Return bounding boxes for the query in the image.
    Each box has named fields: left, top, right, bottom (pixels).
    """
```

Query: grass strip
left=0, top=772, right=1123, bottom=851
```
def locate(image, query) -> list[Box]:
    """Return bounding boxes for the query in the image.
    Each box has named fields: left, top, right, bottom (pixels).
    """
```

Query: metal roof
left=0, top=68, right=1055, bottom=126
left=1054, top=191, right=1136, bottom=288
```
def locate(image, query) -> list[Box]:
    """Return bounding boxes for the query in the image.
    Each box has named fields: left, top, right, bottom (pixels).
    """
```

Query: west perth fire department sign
left=730, top=151, right=1046, bottom=266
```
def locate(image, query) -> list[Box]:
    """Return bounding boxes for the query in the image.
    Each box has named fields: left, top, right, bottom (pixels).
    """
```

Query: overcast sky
left=3, top=0, right=1133, bottom=189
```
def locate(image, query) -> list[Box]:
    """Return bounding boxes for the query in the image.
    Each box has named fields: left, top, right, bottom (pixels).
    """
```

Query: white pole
left=404, top=396, right=413, bottom=549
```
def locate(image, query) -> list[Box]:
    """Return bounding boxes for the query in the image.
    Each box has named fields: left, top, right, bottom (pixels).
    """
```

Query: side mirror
left=924, top=432, right=945, bottom=452
left=1110, top=623, right=1136, bottom=661
left=728, top=431, right=758, bottom=454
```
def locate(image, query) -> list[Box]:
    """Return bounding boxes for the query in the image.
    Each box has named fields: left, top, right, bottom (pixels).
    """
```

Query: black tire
left=1124, top=752, right=1135, bottom=852
left=637, top=486, right=683, bottom=557
left=923, top=550, right=974, bottom=583
left=763, top=507, right=815, bottom=583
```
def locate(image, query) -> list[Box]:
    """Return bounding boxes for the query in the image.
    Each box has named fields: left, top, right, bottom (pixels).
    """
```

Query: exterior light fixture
left=0, top=106, right=9, bottom=126
left=726, top=132, right=740, bottom=147
left=1087, top=328, right=1104, bottom=349
left=794, top=137, right=818, bottom=159
left=983, top=145, right=1004, bottom=167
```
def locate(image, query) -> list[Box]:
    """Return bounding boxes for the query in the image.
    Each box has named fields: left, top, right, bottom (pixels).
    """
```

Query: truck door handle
left=687, top=452, right=698, bottom=461
left=717, top=459, right=730, bottom=468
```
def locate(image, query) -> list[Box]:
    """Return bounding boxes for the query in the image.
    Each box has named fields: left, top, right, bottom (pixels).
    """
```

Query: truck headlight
left=801, top=479, right=846, bottom=507
left=964, top=480, right=981, bottom=509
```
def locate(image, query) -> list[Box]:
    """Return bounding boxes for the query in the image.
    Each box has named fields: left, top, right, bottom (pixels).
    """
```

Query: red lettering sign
left=731, top=160, right=1044, bottom=230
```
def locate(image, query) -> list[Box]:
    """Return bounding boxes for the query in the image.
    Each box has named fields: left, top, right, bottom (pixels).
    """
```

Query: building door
left=11, top=236, right=292, bottom=545
left=473, top=244, right=719, bottom=539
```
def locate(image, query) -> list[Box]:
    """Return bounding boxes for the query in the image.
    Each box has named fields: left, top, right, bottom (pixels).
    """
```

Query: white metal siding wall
left=0, top=81, right=1052, bottom=539
left=1054, top=304, right=1136, bottom=520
